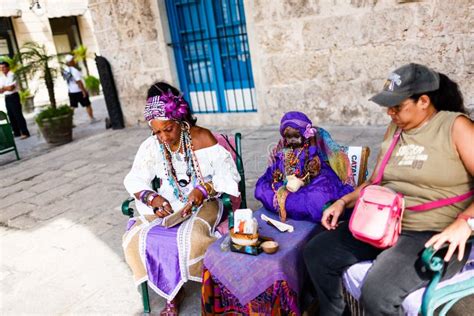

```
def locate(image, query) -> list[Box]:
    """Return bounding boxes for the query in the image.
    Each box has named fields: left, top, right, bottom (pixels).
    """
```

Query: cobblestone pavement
left=1, top=105, right=472, bottom=315
left=0, top=96, right=109, bottom=166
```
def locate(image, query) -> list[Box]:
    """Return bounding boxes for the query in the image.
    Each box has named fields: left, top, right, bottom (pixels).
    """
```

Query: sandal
left=159, top=289, right=185, bottom=316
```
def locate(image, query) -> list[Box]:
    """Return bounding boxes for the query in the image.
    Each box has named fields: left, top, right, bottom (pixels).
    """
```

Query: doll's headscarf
left=279, top=111, right=317, bottom=139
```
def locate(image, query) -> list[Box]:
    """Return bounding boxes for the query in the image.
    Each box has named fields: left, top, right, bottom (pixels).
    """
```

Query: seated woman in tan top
left=304, top=63, right=473, bottom=315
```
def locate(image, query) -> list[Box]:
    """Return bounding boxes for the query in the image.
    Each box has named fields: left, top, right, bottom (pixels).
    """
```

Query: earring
left=182, top=121, right=190, bottom=131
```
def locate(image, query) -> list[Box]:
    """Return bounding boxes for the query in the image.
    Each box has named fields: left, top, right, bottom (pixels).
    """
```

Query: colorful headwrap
left=277, top=111, right=355, bottom=186
left=279, top=111, right=316, bottom=139
left=144, top=90, right=189, bottom=121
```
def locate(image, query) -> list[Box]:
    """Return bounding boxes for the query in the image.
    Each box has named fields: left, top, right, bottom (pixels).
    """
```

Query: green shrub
left=84, top=75, right=100, bottom=94
left=35, top=105, right=73, bottom=127
left=19, top=89, right=32, bottom=105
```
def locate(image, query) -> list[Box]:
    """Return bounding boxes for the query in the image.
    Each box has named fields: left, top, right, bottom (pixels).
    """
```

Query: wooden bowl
left=261, top=241, right=279, bottom=254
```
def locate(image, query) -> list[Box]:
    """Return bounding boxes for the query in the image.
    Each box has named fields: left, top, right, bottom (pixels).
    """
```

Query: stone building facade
left=88, top=0, right=473, bottom=127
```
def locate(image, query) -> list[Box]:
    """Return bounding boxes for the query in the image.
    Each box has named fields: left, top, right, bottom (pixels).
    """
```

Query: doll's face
left=283, top=127, right=303, bottom=148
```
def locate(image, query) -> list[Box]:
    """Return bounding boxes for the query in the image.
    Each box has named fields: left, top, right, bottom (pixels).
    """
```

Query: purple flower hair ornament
left=303, top=124, right=317, bottom=139
left=144, top=90, right=189, bottom=121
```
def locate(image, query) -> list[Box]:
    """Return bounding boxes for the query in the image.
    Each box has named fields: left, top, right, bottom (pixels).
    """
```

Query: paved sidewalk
left=0, top=95, right=109, bottom=166
left=1, top=115, right=472, bottom=314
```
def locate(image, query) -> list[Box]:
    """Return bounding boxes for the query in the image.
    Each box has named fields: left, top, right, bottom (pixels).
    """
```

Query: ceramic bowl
left=261, top=241, right=279, bottom=254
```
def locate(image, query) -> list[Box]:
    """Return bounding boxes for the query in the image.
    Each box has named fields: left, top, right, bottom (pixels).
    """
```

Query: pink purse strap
left=373, top=128, right=402, bottom=185
left=407, top=190, right=474, bottom=211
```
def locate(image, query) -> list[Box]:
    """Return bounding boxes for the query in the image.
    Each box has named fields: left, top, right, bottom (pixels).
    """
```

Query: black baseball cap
left=370, top=63, right=440, bottom=107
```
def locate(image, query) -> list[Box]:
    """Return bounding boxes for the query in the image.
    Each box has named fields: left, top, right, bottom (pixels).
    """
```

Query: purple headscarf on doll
left=279, top=111, right=317, bottom=139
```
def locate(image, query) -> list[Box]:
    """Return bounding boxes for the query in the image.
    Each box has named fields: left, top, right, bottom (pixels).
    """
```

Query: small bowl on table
left=261, top=241, right=279, bottom=254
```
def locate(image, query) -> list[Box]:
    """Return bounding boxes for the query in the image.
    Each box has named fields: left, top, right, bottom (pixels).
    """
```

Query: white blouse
left=124, top=136, right=241, bottom=215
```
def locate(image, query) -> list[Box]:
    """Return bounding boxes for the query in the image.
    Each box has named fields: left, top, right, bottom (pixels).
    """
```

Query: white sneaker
left=90, top=117, right=99, bottom=124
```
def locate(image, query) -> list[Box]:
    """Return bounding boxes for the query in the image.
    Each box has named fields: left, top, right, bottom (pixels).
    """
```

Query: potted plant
left=84, top=75, right=101, bottom=96
left=15, top=42, right=73, bottom=145
left=19, top=89, right=35, bottom=113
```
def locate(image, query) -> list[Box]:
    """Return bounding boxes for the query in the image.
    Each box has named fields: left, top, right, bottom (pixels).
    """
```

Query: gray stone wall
left=245, top=0, right=474, bottom=125
left=89, top=0, right=473, bottom=126
left=246, top=0, right=473, bottom=126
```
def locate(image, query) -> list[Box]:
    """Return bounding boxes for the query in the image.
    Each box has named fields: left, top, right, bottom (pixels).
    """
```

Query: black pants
left=303, top=221, right=470, bottom=316
left=5, top=92, right=30, bottom=137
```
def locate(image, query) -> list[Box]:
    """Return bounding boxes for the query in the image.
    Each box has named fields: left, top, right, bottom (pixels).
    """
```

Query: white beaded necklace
left=164, top=129, right=184, bottom=160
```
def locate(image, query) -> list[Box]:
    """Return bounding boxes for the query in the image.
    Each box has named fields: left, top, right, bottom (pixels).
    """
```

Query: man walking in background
left=0, top=61, right=30, bottom=139
left=63, top=54, right=97, bottom=123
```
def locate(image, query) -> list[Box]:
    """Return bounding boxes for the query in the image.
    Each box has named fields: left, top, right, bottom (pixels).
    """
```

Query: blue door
left=165, top=0, right=256, bottom=113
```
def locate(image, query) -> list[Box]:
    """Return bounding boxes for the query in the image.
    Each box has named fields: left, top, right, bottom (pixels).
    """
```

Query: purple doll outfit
left=255, top=111, right=354, bottom=222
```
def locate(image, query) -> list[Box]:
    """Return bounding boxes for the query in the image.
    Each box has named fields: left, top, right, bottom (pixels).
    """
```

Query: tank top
left=380, top=111, right=473, bottom=232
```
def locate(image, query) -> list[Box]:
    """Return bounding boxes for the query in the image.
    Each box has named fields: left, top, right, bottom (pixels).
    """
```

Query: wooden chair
left=0, top=111, right=20, bottom=160
left=346, top=146, right=370, bottom=187
left=121, top=133, right=246, bottom=313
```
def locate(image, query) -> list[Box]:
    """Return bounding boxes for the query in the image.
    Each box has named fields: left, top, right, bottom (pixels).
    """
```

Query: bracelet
left=203, top=181, right=217, bottom=197
left=338, top=198, right=347, bottom=207
left=195, top=185, right=209, bottom=199
left=148, top=193, right=160, bottom=207
left=141, top=191, right=159, bottom=207
left=139, top=190, right=155, bottom=205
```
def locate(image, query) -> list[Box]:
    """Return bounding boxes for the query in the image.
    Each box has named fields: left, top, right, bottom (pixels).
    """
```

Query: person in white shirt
left=62, top=54, right=96, bottom=123
left=0, top=61, right=30, bottom=139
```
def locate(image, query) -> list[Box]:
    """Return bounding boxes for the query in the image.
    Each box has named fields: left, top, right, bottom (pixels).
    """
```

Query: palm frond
left=14, top=41, right=61, bottom=109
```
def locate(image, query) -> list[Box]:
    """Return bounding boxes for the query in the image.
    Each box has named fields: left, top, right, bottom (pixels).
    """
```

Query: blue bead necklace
left=159, top=125, right=203, bottom=203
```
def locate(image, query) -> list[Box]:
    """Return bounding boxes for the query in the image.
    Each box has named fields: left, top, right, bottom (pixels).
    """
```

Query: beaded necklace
left=271, top=141, right=310, bottom=192
left=164, top=129, right=190, bottom=186
left=282, top=142, right=309, bottom=176
left=184, top=128, right=204, bottom=182
left=159, top=124, right=204, bottom=203
left=164, top=129, right=184, bottom=159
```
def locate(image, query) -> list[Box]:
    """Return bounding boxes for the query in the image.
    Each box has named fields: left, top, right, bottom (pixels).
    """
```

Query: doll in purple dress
left=255, top=111, right=354, bottom=223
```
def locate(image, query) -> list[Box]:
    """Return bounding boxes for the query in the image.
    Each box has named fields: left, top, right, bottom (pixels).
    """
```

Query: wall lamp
left=29, top=0, right=46, bottom=17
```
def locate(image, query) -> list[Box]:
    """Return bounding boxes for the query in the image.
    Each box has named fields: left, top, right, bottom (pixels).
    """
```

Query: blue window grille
left=165, top=0, right=256, bottom=113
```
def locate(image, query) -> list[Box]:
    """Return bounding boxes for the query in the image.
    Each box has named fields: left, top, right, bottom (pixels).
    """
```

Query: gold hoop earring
left=181, top=121, right=190, bottom=131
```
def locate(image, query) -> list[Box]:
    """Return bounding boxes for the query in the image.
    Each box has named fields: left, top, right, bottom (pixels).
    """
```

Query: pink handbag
left=349, top=129, right=474, bottom=248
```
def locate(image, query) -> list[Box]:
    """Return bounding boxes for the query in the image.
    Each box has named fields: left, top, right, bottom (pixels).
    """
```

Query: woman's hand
left=181, top=188, right=205, bottom=217
left=321, top=199, right=346, bottom=230
left=425, top=218, right=472, bottom=262
left=188, top=188, right=205, bottom=207
left=151, top=195, right=172, bottom=218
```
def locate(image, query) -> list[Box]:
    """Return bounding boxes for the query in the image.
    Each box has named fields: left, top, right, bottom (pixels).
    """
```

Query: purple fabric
left=203, top=207, right=321, bottom=305
left=343, top=248, right=474, bottom=316
left=126, top=219, right=136, bottom=231
left=255, top=147, right=353, bottom=223
left=279, top=111, right=313, bottom=137
left=145, top=224, right=182, bottom=297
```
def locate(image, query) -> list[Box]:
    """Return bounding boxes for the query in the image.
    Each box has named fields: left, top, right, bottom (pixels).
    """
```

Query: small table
left=202, top=207, right=321, bottom=315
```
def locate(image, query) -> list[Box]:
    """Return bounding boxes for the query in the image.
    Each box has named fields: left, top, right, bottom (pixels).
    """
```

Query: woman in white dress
left=123, top=82, right=240, bottom=315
